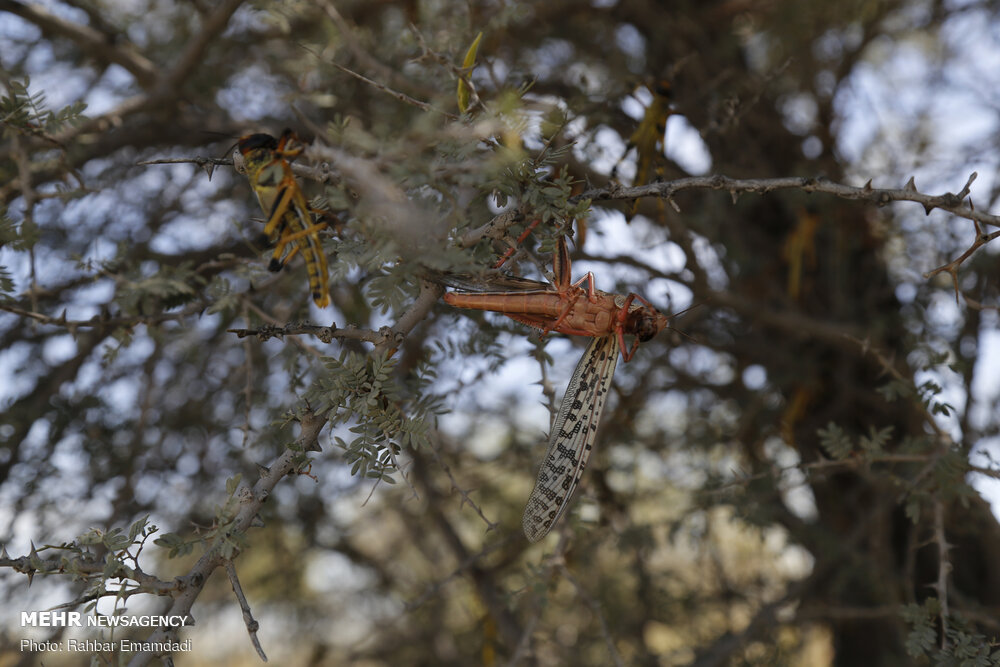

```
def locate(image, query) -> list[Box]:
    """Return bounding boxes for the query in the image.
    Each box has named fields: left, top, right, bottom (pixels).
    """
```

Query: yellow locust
left=612, top=79, right=674, bottom=220
left=234, top=130, right=331, bottom=308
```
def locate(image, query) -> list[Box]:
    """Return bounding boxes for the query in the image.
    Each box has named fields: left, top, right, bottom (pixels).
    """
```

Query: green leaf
left=901, top=601, right=937, bottom=657
left=931, top=401, right=954, bottom=416
left=128, top=515, right=150, bottom=542
left=859, top=425, right=893, bottom=456
left=226, top=474, right=243, bottom=497
left=457, top=31, right=483, bottom=113
left=0, top=265, right=14, bottom=299
left=817, top=422, right=853, bottom=460
left=103, top=553, right=122, bottom=580
left=104, top=527, right=130, bottom=551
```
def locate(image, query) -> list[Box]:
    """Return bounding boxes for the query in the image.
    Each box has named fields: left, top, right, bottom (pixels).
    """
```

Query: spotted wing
left=425, top=269, right=552, bottom=294
left=522, top=334, right=620, bottom=542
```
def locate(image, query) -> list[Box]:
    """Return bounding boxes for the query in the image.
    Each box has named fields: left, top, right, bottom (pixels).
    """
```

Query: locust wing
left=425, top=268, right=553, bottom=294
left=522, top=334, right=620, bottom=542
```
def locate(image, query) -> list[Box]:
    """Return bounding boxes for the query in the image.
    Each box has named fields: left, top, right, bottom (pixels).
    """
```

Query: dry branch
left=128, top=409, right=326, bottom=666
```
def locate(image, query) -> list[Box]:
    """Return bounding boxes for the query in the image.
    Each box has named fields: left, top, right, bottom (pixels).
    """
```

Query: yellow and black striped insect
left=233, top=130, right=331, bottom=308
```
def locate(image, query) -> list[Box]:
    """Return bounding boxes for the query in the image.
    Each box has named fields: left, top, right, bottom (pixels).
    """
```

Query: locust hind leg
left=269, top=242, right=300, bottom=272
left=493, top=218, right=542, bottom=269
left=539, top=236, right=600, bottom=335
left=268, top=221, right=328, bottom=271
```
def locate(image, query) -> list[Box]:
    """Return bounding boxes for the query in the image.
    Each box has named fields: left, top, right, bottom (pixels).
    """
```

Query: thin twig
left=934, top=500, right=952, bottom=650
left=404, top=537, right=511, bottom=611
left=226, top=321, right=383, bottom=345
left=533, top=338, right=558, bottom=418
left=380, top=428, right=420, bottom=501
left=558, top=564, right=626, bottom=667
left=0, top=547, right=179, bottom=595
left=507, top=533, right=571, bottom=665
left=239, top=303, right=254, bottom=448
left=1, top=1, right=157, bottom=86
left=224, top=560, right=268, bottom=662
left=315, top=0, right=403, bottom=88
left=129, top=410, right=327, bottom=666
left=704, top=452, right=936, bottom=496
left=459, top=207, right=527, bottom=250
left=923, top=217, right=999, bottom=303
left=11, top=135, right=40, bottom=321
left=844, top=335, right=948, bottom=438
left=138, top=154, right=340, bottom=186
left=160, top=0, right=245, bottom=91
left=968, top=465, right=1000, bottom=480
left=691, top=494, right=897, bottom=667
left=409, top=23, right=482, bottom=113
left=576, top=173, right=998, bottom=302
left=323, top=57, right=456, bottom=120
left=0, top=302, right=203, bottom=333
left=136, top=155, right=231, bottom=178
left=575, top=173, right=991, bottom=226
left=424, top=437, right=499, bottom=532
left=796, top=605, right=900, bottom=621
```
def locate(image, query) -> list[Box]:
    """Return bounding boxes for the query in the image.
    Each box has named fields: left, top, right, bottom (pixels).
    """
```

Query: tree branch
left=224, top=560, right=267, bottom=661
left=576, top=173, right=996, bottom=302
left=227, top=321, right=386, bottom=345
left=576, top=173, right=990, bottom=228
left=934, top=500, right=952, bottom=650
left=0, top=302, right=204, bottom=334
left=160, top=0, right=247, bottom=91
left=0, top=0, right=158, bottom=86
left=128, top=409, right=326, bottom=666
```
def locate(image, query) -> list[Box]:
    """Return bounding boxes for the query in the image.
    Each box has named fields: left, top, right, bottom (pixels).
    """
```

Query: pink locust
left=443, top=236, right=670, bottom=541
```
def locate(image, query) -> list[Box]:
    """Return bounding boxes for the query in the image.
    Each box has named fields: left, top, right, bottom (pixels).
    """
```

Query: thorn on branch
left=958, top=171, right=978, bottom=200
left=137, top=156, right=233, bottom=181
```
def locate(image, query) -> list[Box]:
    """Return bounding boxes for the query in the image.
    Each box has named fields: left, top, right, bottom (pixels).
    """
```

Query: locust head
left=634, top=307, right=669, bottom=342
left=625, top=300, right=670, bottom=343
left=233, top=133, right=278, bottom=176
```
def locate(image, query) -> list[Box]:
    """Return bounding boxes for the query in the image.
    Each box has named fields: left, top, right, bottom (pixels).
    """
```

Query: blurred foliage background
left=2, top=0, right=1000, bottom=665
